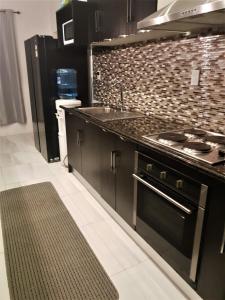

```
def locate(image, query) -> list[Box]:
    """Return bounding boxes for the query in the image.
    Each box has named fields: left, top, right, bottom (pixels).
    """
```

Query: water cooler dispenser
left=57, top=68, right=78, bottom=99
left=55, top=68, right=81, bottom=166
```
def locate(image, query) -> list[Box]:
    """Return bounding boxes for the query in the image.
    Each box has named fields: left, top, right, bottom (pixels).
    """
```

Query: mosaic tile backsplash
left=93, top=34, right=225, bottom=133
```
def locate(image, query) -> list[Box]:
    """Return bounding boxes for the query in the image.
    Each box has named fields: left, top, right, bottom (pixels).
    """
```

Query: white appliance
left=62, top=19, right=74, bottom=45
left=55, top=99, right=81, bottom=166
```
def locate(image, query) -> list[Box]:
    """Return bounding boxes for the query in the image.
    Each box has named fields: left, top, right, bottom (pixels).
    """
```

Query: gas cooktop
left=143, top=128, right=225, bottom=165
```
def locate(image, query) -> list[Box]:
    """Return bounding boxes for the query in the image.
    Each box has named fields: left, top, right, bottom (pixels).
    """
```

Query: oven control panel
left=137, top=152, right=202, bottom=205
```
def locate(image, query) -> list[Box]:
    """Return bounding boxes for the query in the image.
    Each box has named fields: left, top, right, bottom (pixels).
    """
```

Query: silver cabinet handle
left=126, top=0, right=132, bottom=22
left=110, top=151, right=117, bottom=173
left=220, top=223, right=225, bottom=254
left=132, top=173, right=192, bottom=214
left=127, top=0, right=129, bottom=23
left=110, top=151, right=114, bottom=171
left=119, top=136, right=126, bottom=141
left=129, top=0, right=132, bottom=22
left=76, top=130, right=82, bottom=146
left=95, top=10, right=101, bottom=32
left=95, top=11, right=98, bottom=32
left=76, top=131, right=80, bottom=146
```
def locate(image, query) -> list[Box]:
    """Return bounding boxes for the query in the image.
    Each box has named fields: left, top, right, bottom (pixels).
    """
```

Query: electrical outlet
left=191, top=69, right=200, bottom=86
left=96, top=71, right=101, bottom=81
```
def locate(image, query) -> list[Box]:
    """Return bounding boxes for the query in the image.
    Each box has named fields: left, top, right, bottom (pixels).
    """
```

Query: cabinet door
left=65, top=113, right=83, bottom=174
left=115, top=137, right=136, bottom=227
left=100, top=0, right=115, bottom=39
left=132, top=0, right=157, bottom=21
left=100, top=129, right=116, bottom=209
left=104, top=0, right=132, bottom=38
left=197, top=185, right=225, bottom=300
left=72, top=2, right=95, bottom=46
left=56, top=3, right=72, bottom=48
left=88, top=0, right=107, bottom=41
left=56, top=2, right=94, bottom=47
left=110, top=0, right=127, bottom=37
left=89, top=0, right=126, bottom=41
left=128, top=0, right=157, bottom=34
left=82, top=121, right=102, bottom=194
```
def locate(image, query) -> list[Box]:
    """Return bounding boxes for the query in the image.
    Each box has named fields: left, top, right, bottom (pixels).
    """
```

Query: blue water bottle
left=57, top=69, right=78, bottom=99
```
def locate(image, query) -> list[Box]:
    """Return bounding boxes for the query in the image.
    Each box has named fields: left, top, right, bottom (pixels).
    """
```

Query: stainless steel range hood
left=137, top=0, right=225, bottom=34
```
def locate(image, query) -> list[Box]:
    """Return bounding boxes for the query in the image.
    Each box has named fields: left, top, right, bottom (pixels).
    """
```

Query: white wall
left=0, top=0, right=61, bottom=137
left=157, top=0, right=174, bottom=10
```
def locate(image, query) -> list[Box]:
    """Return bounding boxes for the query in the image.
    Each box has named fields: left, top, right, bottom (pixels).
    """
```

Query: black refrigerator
left=25, top=35, right=89, bottom=162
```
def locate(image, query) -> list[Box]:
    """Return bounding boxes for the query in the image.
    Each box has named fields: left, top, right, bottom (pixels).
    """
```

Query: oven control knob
left=160, top=171, right=167, bottom=180
left=176, top=180, right=183, bottom=189
left=146, top=164, right=153, bottom=172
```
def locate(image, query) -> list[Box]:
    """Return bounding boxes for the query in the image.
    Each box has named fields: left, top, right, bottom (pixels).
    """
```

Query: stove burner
left=184, top=129, right=206, bottom=137
left=183, top=142, right=212, bottom=154
left=205, top=135, right=225, bottom=145
left=158, top=133, right=188, bottom=143
left=143, top=129, right=225, bottom=165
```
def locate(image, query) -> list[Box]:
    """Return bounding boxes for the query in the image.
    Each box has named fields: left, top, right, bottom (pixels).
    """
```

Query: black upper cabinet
left=56, top=4, right=72, bottom=48
left=56, top=1, right=95, bottom=47
left=56, top=0, right=157, bottom=44
left=128, top=0, right=158, bottom=35
left=89, top=0, right=157, bottom=41
left=89, top=0, right=122, bottom=41
left=117, top=0, right=149, bottom=36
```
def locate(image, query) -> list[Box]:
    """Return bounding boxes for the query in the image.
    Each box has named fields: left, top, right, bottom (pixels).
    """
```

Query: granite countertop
left=62, top=106, right=225, bottom=182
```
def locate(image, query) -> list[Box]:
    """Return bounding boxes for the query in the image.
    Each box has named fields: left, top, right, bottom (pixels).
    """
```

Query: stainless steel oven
left=133, top=151, right=208, bottom=285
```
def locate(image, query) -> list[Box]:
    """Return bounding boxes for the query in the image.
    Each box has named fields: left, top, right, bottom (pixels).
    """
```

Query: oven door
left=133, top=173, right=198, bottom=284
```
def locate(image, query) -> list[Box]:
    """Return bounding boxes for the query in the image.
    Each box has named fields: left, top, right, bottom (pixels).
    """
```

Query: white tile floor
left=0, top=134, right=202, bottom=300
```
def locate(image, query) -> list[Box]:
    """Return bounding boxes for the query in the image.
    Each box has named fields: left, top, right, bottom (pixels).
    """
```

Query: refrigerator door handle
left=220, top=223, right=225, bottom=254
left=34, top=44, right=38, bottom=58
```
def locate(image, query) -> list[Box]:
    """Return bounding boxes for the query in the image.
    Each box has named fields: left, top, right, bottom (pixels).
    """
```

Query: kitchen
left=0, top=0, right=225, bottom=300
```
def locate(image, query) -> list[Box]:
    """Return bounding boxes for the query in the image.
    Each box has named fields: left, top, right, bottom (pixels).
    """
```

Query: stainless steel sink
left=78, top=107, right=143, bottom=122
left=78, top=107, right=116, bottom=114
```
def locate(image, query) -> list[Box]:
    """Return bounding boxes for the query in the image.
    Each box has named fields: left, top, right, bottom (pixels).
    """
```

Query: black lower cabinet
left=66, top=114, right=101, bottom=193
left=82, top=121, right=102, bottom=194
left=66, top=112, right=84, bottom=174
left=197, top=184, right=225, bottom=300
left=115, top=137, right=136, bottom=227
left=99, top=129, right=135, bottom=226
left=99, top=129, right=116, bottom=209
left=66, top=112, right=225, bottom=299
left=66, top=113, right=135, bottom=226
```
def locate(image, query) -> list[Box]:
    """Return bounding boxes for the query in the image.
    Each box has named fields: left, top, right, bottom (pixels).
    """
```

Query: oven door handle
left=132, top=173, right=192, bottom=215
left=220, top=223, right=225, bottom=254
